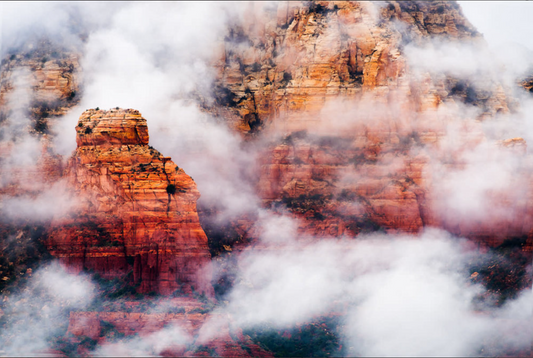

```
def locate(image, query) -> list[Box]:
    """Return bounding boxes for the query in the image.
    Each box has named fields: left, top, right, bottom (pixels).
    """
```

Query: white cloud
left=202, top=226, right=532, bottom=356
left=0, top=262, right=96, bottom=356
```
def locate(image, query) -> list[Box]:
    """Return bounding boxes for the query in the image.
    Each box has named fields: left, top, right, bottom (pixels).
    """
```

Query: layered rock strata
left=66, top=298, right=272, bottom=357
left=0, top=39, right=81, bottom=133
left=0, top=41, right=81, bottom=294
left=205, top=0, right=532, bottom=254
left=0, top=40, right=80, bottom=208
left=208, top=1, right=492, bottom=135
left=48, top=109, right=212, bottom=295
left=257, top=131, right=533, bottom=253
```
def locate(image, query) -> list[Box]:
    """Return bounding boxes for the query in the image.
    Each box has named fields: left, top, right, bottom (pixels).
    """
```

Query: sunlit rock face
left=48, top=109, right=213, bottom=296
left=205, top=0, right=533, bottom=252
left=209, top=0, right=484, bottom=134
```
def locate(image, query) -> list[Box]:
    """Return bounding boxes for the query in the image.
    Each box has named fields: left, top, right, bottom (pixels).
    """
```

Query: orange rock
left=204, top=1, right=533, bottom=253
left=207, top=1, right=486, bottom=136
left=0, top=41, right=80, bottom=120
left=49, top=109, right=212, bottom=296
left=498, top=137, right=527, bottom=155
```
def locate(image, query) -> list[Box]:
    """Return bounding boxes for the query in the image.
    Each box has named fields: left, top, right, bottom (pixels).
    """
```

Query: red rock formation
left=204, top=0, right=533, bottom=255
left=66, top=298, right=272, bottom=357
left=48, top=109, right=212, bottom=295
left=0, top=41, right=79, bottom=207
left=208, top=1, right=488, bottom=135
left=255, top=132, right=426, bottom=236
left=0, top=40, right=83, bottom=295
left=0, top=39, right=81, bottom=132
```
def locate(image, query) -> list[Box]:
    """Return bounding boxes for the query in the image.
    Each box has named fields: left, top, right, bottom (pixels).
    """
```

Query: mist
left=0, top=1, right=531, bottom=357
left=92, top=324, right=191, bottom=357
left=0, top=68, right=78, bottom=222
left=44, top=2, right=260, bottom=222
left=195, top=219, right=531, bottom=357
left=0, top=262, right=96, bottom=356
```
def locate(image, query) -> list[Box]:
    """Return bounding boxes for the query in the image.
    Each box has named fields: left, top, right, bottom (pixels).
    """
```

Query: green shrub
left=100, top=320, right=125, bottom=341
left=337, top=189, right=357, bottom=202
left=251, top=62, right=261, bottom=72
left=279, top=71, right=293, bottom=88
left=190, top=308, right=211, bottom=314
left=313, top=212, right=326, bottom=221
left=169, top=307, right=186, bottom=314
left=67, top=91, right=76, bottom=101
left=244, top=317, right=342, bottom=357
left=469, top=236, right=530, bottom=307
left=345, top=215, right=384, bottom=234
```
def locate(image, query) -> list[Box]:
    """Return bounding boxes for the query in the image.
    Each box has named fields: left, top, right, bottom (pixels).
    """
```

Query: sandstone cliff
left=204, top=0, right=532, bottom=254
left=208, top=0, right=488, bottom=134
left=0, top=39, right=80, bottom=218
left=0, top=39, right=81, bottom=294
left=48, top=109, right=212, bottom=295
left=0, top=2, right=530, bottom=356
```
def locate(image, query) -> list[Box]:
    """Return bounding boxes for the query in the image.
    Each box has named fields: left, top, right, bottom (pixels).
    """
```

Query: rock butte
left=48, top=109, right=212, bottom=296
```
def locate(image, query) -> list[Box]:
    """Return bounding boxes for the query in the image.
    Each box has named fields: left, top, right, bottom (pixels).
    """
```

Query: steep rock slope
left=206, top=0, right=532, bottom=252
left=48, top=109, right=212, bottom=295
left=0, top=39, right=81, bottom=198
left=209, top=0, right=486, bottom=133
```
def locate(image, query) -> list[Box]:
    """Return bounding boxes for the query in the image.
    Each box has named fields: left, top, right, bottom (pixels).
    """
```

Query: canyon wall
left=208, top=0, right=486, bottom=134
left=66, top=298, right=272, bottom=357
left=206, top=0, right=533, bottom=252
left=0, top=39, right=82, bottom=293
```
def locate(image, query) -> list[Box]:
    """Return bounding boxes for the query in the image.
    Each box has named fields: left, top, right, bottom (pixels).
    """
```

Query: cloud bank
left=0, top=2, right=531, bottom=357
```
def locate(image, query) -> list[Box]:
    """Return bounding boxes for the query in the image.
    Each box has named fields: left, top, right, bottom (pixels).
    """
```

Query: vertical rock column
left=49, top=109, right=212, bottom=296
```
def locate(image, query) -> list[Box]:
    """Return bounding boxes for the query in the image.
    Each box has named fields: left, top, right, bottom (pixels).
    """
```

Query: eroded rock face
left=204, top=0, right=533, bottom=254
left=0, top=41, right=82, bottom=294
left=208, top=0, right=487, bottom=135
left=48, top=109, right=212, bottom=295
left=257, top=132, right=425, bottom=236
left=0, top=39, right=81, bottom=134
left=0, top=40, right=81, bottom=215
